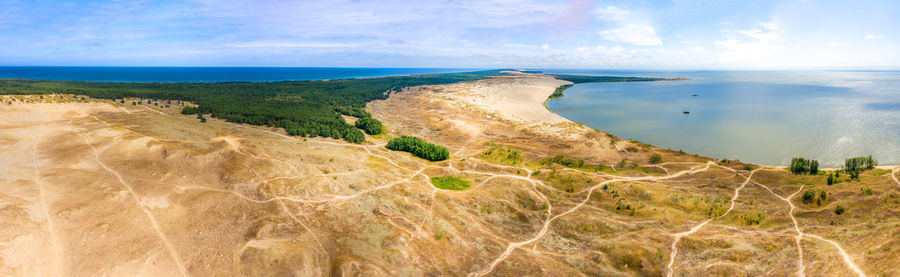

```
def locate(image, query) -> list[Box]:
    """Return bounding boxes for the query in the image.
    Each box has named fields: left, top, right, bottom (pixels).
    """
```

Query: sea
left=542, top=69, right=900, bottom=167
left=2, top=66, right=897, bottom=166
left=0, top=66, right=475, bottom=82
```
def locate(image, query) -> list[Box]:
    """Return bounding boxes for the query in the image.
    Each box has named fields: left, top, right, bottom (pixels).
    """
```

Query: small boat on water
left=683, top=110, right=690, bottom=114
left=691, top=94, right=698, bottom=97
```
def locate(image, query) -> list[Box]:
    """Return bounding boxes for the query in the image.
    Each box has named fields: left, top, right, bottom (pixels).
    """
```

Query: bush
left=431, top=176, right=470, bottom=190
left=860, top=188, right=873, bottom=195
left=827, top=173, right=834, bottom=185
left=386, top=136, right=449, bottom=161
left=801, top=189, right=827, bottom=206
left=649, top=153, right=662, bottom=164
left=834, top=204, right=845, bottom=215
left=542, top=154, right=584, bottom=168
left=354, top=117, right=383, bottom=135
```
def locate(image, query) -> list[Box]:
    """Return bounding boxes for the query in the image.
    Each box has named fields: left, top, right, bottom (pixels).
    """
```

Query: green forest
left=0, top=70, right=507, bottom=143
left=550, top=74, right=670, bottom=84
left=546, top=75, right=668, bottom=100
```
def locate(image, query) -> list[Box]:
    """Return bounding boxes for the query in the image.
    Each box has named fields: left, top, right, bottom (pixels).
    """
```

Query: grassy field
left=431, top=176, right=471, bottom=190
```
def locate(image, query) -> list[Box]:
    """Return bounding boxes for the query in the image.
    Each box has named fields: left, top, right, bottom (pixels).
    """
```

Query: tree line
left=843, top=155, right=877, bottom=180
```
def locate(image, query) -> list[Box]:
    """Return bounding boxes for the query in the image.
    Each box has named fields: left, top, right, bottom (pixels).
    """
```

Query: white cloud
left=829, top=42, right=847, bottom=47
left=865, top=34, right=884, bottom=39
left=227, top=41, right=358, bottom=48
left=714, top=21, right=785, bottom=66
left=739, top=21, right=782, bottom=44
left=541, top=44, right=550, bottom=49
left=599, top=24, right=662, bottom=46
left=594, top=6, right=629, bottom=22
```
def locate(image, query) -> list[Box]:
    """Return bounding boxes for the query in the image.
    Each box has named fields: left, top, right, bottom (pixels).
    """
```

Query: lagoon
left=544, top=70, right=900, bottom=167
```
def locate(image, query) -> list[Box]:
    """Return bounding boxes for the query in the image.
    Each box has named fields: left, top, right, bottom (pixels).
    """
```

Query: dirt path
left=80, top=134, right=189, bottom=277
left=471, top=162, right=715, bottom=277
left=31, top=138, right=64, bottom=277
left=666, top=169, right=758, bottom=277
left=753, top=176, right=866, bottom=277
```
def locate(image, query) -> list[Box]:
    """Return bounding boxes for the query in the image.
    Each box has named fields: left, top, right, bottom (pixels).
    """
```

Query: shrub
left=827, top=173, right=834, bottom=185
left=386, top=136, right=449, bottom=161
left=431, top=176, right=470, bottom=190
left=542, top=154, right=584, bottom=168
left=835, top=204, right=845, bottom=215
left=801, top=189, right=827, bottom=206
left=354, top=117, right=383, bottom=135
left=649, top=153, right=662, bottom=164
left=860, top=188, right=873, bottom=195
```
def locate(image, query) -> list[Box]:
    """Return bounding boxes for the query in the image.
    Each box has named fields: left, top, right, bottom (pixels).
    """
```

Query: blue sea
left=542, top=69, right=900, bottom=167
left=0, top=67, right=475, bottom=82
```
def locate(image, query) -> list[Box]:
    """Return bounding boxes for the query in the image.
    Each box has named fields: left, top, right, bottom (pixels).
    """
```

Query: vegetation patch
left=541, top=154, right=585, bottom=168
left=430, top=176, right=470, bottom=190
left=801, top=189, right=828, bottom=206
left=547, top=84, right=572, bottom=100
left=386, top=136, right=449, bottom=161
left=478, top=145, right=522, bottom=166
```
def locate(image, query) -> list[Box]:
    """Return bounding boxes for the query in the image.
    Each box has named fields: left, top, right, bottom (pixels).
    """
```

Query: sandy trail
left=754, top=181, right=806, bottom=277
left=666, top=169, right=758, bottom=277
left=471, top=162, right=715, bottom=277
left=80, top=134, right=189, bottom=277
left=31, top=138, right=64, bottom=277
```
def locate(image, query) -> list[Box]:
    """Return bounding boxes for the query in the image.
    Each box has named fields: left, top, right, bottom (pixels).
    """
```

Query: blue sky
left=0, top=0, right=897, bottom=69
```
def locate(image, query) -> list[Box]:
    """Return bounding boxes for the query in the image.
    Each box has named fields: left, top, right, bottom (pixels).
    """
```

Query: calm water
left=0, top=67, right=475, bottom=82
left=543, top=70, right=900, bottom=167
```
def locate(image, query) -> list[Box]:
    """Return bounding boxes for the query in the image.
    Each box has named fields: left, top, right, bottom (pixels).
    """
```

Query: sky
left=0, top=0, right=898, bottom=69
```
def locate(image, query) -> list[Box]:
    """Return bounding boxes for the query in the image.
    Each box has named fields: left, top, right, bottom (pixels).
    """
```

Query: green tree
left=354, top=117, right=383, bottom=135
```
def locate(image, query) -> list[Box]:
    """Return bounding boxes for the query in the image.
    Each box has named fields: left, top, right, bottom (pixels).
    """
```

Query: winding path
left=81, top=134, right=189, bottom=277
left=666, top=169, right=758, bottom=277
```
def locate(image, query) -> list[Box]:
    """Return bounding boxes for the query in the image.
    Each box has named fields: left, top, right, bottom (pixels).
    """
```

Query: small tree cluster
left=354, top=117, right=383, bottom=135
left=843, top=156, right=877, bottom=180
left=789, top=157, right=819, bottom=175
left=181, top=106, right=200, bottom=115
left=386, top=136, right=449, bottom=161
